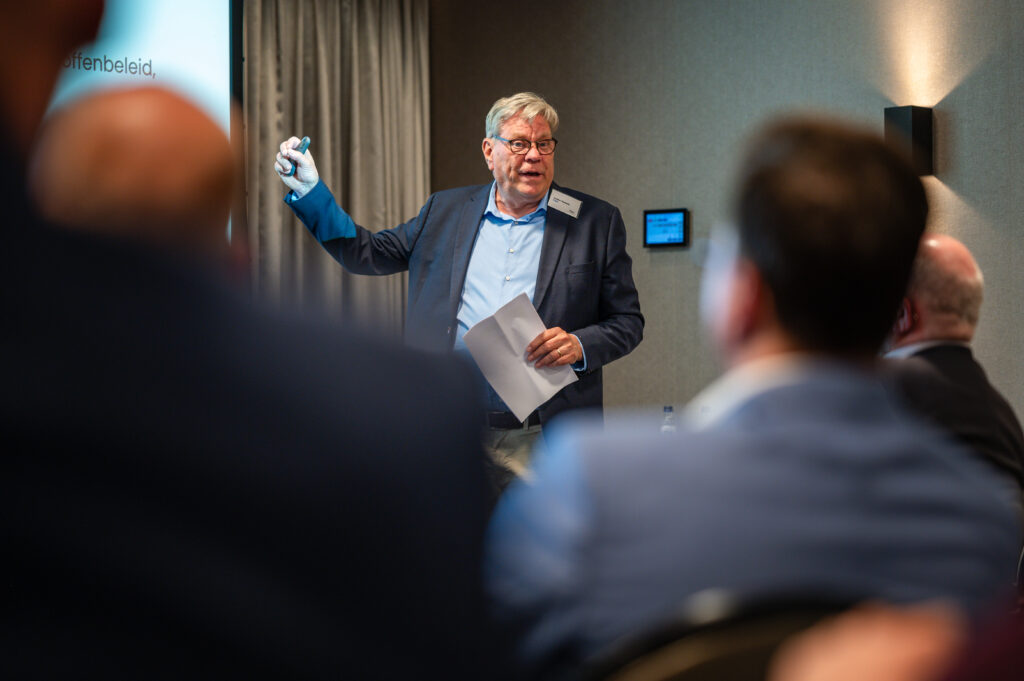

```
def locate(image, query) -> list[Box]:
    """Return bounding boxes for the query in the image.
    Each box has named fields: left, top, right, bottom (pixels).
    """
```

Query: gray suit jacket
left=288, top=181, right=644, bottom=423
left=486, top=362, right=1021, bottom=675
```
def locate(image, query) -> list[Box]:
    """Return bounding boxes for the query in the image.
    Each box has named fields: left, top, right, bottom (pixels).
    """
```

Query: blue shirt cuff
left=570, top=334, right=587, bottom=371
left=283, top=180, right=357, bottom=240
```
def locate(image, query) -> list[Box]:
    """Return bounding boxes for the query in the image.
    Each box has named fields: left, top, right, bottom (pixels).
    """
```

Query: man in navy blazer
left=486, top=117, right=1021, bottom=677
left=276, top=92, right=643, bottom=480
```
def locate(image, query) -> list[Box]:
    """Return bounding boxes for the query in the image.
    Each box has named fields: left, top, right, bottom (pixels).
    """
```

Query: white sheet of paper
left=463, top=293, right=578, bottom=422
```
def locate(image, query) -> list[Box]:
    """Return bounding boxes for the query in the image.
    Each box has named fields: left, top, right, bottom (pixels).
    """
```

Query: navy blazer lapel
left=534, top=184, right=571, bottom=312
left=448, top=185, right=489, bottom=317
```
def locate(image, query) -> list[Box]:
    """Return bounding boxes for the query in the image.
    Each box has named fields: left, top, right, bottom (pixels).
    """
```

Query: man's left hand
left=526, top=327, right=582, bottom=368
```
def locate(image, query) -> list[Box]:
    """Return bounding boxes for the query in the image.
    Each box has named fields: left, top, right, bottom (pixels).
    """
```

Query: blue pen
left=286, top=136, right=311, bottom=176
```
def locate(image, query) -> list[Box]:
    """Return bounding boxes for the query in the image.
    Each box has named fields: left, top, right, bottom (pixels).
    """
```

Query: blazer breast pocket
left=565, top=262, right=597, bottom=301
left=565, top=262, right=596, bottom=277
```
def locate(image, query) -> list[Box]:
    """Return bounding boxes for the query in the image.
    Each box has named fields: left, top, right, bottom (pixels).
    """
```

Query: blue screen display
left=644, top=209, right=689, bottom=247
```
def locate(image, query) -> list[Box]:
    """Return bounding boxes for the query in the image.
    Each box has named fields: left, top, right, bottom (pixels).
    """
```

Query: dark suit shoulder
left=430, top=183, right=490, bottom=204
left=881, top=348, right=1024, bottom=490
left=882, top=355, right=951, bottom=400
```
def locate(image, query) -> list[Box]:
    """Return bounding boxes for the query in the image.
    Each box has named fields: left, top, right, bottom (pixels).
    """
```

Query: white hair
left=484, top=92, right=559, bottom=138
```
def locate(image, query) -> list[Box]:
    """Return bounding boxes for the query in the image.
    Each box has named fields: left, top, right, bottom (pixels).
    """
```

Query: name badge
left=548, top=189, right=581, bottom=218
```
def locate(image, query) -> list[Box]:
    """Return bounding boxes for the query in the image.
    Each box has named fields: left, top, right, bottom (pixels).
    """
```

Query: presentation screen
left=48, top=0, right=238, bottom=137
left=644, top=208, right=691, bottom=248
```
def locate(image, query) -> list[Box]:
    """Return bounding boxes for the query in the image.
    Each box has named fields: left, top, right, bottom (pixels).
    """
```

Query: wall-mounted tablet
left=644, top=208, right=690, bottom=248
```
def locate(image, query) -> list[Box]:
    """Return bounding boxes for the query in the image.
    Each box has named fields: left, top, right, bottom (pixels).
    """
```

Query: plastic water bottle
left=660, top=405, right=677, bottom=433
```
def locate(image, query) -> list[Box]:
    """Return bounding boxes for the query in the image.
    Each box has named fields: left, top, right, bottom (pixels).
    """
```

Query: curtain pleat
left=244, top=0, right=429, bottom=337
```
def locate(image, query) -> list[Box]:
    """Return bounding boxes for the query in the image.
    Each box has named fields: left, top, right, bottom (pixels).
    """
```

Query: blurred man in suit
left=883, top=234, right=1024, bottom=507
left=1, top=2, right=495, bottom=679
left=485, top=117, right=1021, bottom=678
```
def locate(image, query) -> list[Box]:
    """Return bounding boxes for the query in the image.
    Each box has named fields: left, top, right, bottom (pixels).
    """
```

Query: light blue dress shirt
left=453, top=183, right=548, bottom=352
left=452, top=184, right=549, bottom=412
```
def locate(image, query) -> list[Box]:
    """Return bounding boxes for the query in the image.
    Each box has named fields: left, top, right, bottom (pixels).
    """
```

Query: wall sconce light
left=884, top=105, right=933, bottom=176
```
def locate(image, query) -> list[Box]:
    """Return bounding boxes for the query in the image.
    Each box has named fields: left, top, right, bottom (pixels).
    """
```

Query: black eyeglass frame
left=492, top=136, right=559, bottom=155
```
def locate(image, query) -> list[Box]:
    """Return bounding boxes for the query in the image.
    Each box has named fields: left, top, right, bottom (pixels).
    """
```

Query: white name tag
left=548, top=189, right=582, bottom=218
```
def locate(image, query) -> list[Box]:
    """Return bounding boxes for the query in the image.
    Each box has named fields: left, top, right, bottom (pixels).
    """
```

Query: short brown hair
left=735, top=116, right=929, bottom=355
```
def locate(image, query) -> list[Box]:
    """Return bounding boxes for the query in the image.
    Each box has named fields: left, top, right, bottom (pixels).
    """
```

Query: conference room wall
left=429, top=0, right=1024, bottom=417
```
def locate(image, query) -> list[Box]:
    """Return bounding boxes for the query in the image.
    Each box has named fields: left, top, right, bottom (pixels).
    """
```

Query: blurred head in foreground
left=887, top=234, right=984, bottom=350
left=701, top=117, right=928, bottom=367
left=29, top=86, right=235, bottom=256
left=0, top=0, right=105, bottom=157
left=769, top=602, right=965, bottom=681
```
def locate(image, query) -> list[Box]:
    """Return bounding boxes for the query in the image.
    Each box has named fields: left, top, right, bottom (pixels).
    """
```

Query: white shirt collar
left=684, top=354, right=817, bottom=430
left=884, top=340, right=970, bottom=359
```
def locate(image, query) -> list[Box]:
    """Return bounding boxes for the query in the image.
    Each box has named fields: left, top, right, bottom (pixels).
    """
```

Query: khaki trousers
left=482, top=424, right=543, bottom=482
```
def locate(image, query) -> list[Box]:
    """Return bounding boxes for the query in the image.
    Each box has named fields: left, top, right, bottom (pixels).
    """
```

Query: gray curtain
left=244, top=0, right=430, bottom=336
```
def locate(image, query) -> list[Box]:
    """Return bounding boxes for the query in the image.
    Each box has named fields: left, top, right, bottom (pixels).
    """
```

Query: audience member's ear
left=711, top=257, right=768, bottom=361
left=895, top=298, right=915, bottom=336
left=731, top=258, right=770, bottom=343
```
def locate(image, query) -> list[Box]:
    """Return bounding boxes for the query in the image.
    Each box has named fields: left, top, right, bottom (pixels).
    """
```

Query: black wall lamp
left=884, top=105, right=933, bottom=176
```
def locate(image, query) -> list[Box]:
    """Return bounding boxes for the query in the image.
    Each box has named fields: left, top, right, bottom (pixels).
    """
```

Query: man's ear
left=895, top=298, right=914, bottom=336
left=716, top=257, right=766, bottom=351
left=482, top=138, right=494, bottom=170
left=732, top=259, right=770, bottom=342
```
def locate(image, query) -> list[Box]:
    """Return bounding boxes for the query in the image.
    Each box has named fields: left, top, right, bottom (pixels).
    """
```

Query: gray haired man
left=276, top=92, right=644, bottom=484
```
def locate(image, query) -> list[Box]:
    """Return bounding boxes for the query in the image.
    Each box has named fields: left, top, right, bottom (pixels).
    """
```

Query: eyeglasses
left=493, top=136, right=558, bottom=155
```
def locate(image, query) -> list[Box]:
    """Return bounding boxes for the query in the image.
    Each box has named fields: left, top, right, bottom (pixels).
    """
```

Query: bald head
left=892, top=234, right=984, bottom=348
left=29, top=87, right=235, bottom=255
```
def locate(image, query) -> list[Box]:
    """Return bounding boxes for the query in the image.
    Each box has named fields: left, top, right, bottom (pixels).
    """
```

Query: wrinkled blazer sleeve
left=285, top=179, right=432, bottom=275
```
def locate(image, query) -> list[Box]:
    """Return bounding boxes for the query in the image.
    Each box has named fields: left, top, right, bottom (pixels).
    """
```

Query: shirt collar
left=884, top=340, right=970, bottom=359
left=684, top=353, right=819, bottom=430
left=484, top=182, right=549, bottom=222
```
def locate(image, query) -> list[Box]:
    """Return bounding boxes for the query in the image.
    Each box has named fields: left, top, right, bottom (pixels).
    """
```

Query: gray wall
left=430, top=0, right=1024, bottom=415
